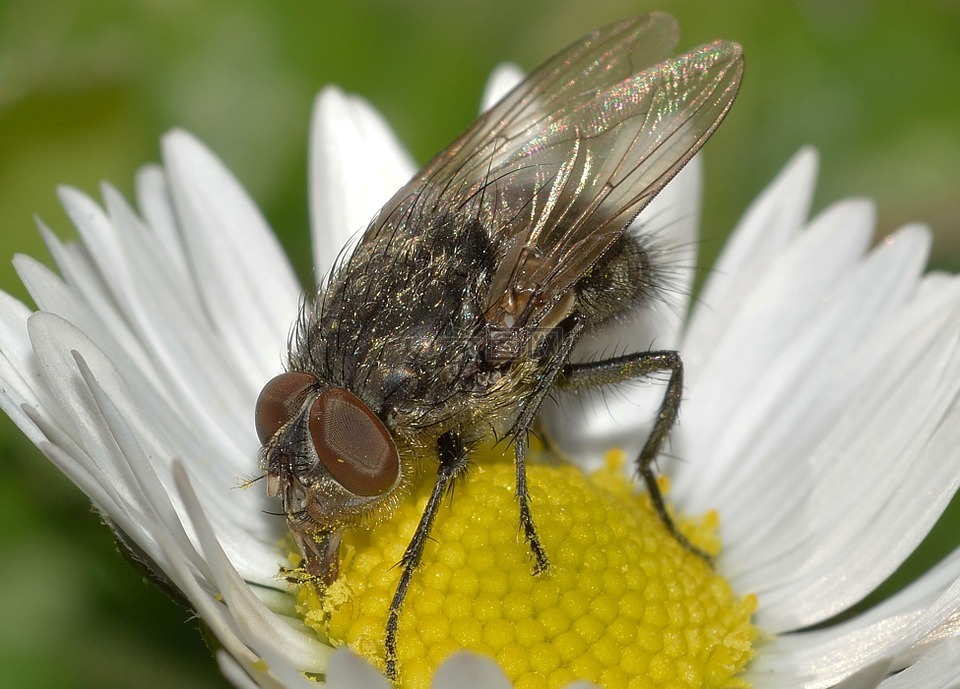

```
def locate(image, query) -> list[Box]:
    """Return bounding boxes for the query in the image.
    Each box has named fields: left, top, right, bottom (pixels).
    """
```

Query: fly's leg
left=515, top=439, right=549, bottom=574
left=508, top=318, right=586, bottom=575
left=384, top=431, right=468, bottom=682
left=558, top=350, right=711, bottom=562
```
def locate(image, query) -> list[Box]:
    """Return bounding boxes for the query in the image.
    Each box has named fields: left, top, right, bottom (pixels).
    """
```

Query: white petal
left=150, top=516, right=279, bottom=677
left=25, top=314, right=218, bottom=583
left=135, top=163, right=192, bottom=277
left=13, top=252, right=203, bottom=463
left=683, top=147, right=818, bottom=384
left=100, top=183, right=262, bottom=450
left=172, top=463, right=329, bottom=672
left=326, top=648, right=391, bottom=689
left=914, top=603, right=960, bottom=650
left=216, top=650, right=318, bottom=689
left=26, top=311, right=283, bottom=586
left=833, top=661, right=893, bottom=689
left=432, top=652, right=512, bottom=689
left=749, top=541, right=960, bottom=686
left=59, top=182, right=255, bottom=443
left=882, top=638, right=960, bottom=689
left=676, top=197, right=880, bottom=498
left=738, top=273, right=960, bottom=629
left=73, top=351, right=217, bottom=583
left=29, top=312, right=144, bottom=493
left=309, top=86, right=416, bottom=284
left=216, top=652, right=265, bottom=689
left=691, top=222, right=930, bottom=515
left=480, top=64, right=524, bottom=111
left=29, top=220, right=162, bottom=387
left=0, top=290, right=49, bottom=443
left=161, top=129, right=301, bottom=384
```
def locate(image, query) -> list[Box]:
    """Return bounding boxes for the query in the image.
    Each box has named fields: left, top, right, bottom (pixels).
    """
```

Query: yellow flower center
left=297, top=450, right=757, bottom=688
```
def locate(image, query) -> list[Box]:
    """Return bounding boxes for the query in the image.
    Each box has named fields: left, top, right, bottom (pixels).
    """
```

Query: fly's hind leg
left=515, top=438, right=550, bottom=574
left=557, top=349, right=711, bottom=562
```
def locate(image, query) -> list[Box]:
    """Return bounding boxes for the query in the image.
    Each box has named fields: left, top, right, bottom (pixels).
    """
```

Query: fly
left=255, top=12, right=743, bottom=681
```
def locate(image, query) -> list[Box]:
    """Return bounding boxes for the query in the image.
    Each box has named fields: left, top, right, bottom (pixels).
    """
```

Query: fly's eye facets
left=254, top=371, right=318, bottom=444
left=309, top=388, right=399, bottom=496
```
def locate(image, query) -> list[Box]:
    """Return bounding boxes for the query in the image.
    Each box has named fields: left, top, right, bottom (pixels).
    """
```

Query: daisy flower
left=3, top=47, right=960, bottom=689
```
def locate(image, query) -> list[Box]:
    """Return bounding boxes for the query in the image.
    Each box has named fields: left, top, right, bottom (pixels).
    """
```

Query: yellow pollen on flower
left=297, top=450, right=757, bottom=688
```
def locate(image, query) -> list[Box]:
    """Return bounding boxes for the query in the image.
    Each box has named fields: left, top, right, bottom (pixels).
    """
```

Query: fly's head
left=255, top=371, right=401, bottom=584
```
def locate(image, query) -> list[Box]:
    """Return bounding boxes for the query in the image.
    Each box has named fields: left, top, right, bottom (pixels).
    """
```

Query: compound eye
left=255, top=371, right=318, bottom=444
left=309, top=388, right=399, bottom=497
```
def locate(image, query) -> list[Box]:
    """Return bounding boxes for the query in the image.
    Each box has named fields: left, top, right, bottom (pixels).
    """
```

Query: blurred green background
left=1, top=1, right=958, bottom=687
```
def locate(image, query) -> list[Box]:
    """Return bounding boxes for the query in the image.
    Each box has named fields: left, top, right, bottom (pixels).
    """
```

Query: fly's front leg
left=384, top=431, right=468, bottom=682
left=558, top=350, right=710, bottom=562
left=515, top=439, right=549, bottom=574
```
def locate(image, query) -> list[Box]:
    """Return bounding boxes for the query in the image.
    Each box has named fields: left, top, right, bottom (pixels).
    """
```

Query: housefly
left=256, top=12, right=743, bottom=680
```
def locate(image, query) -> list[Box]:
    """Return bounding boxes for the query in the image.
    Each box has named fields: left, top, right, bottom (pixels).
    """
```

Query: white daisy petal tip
left=822, top=195, right=876, bottom=228
left=325, top=647, right=391, bottom=689
left=55, top=184, right=101, bottom=229
left=832, top=659, right=894, bottom=689
left=884, top=221, right=933, bottom=251
left=431, top=651, right=513, bottom=689
left=308, top=82, right=416, bottom=282
left=682, top=146, right=824, bottom=367
left=785, top=144, right=819, bottom=180
left=884, top=637, right=960, bottom=689
left=160, top=128, right=209, bottom=170
left=480, top=63, right=524, bottom=111
left=744, top=144, right=821, bottom=238
left=161, top=120, right=303, bottom=382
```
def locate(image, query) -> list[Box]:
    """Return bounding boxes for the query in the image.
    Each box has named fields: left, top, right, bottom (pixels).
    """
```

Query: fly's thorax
left=289, top=209, right=497, bottom=410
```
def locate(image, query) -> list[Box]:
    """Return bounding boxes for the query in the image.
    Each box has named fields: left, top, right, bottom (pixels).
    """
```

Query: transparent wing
left=359, top=13, right=743, bottom=328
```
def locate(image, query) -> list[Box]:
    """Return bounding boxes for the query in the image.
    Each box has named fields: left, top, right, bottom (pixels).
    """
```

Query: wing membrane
left=359, top=13, right=743, bottom=328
